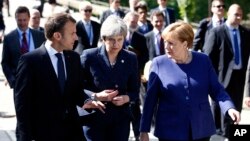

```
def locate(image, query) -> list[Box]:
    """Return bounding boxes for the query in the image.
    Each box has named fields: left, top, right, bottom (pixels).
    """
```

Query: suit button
left=185, top=96, right=189, bottom=100
left=115, top=84, right=119, bottom=88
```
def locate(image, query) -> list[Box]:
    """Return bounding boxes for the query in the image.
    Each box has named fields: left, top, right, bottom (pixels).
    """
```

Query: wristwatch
left=91, top=93, right=97, bottom=101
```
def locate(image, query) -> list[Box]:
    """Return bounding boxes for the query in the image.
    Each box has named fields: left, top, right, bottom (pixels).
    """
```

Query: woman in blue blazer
left=81, top=15, right=140, bottom=141
left=139, top=21, right=240, bottom=141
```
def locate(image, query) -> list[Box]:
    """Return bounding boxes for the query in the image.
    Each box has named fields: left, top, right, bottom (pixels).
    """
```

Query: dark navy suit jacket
left=74, top=20, right=100, bottom=55
left=14, top=45, right=88, bottom=141
left=1, top=28, right=45, bottom=88
left=81, top=45, right=139, bottom=103
left=151, top=7, right=176, bottom=27
left=99, top=8, right=125, bottom=25
left=203, top=24, right=250, bottom=111
left=193, top=18, right=226, bottom=51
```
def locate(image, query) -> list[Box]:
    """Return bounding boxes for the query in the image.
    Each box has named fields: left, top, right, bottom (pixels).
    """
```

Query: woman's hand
left=140, top=132, right=149, bottom=141
left=95, top=89, right=118, bottom=101
left=228, top=108, right=241, bottom=124
left=112, top=95, right=130, bottom=106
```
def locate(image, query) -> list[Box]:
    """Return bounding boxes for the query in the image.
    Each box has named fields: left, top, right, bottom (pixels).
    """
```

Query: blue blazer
left=81, top=45, right=140, bottom=106
left=140, top=52, right=235, bottom=140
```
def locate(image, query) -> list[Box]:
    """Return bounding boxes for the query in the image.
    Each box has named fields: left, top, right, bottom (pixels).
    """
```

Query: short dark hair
left=135, top=1, right=148, bottom=12
left=15, top=6, right=30, bottom=18
left=150, top=10, right=165, bottom=21
left=44, top=13, right=76, bottom=40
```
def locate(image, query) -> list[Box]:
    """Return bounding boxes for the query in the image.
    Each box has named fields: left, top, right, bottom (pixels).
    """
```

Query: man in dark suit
left=203, top=4, right=250, bottom=138
left=1, top=6, right=46, bottom=89
left=150, top=0, right=175, bottom=27
left=14, top=13, right=105, bottom=141
left=135, top=1, right=153, bottom=35
left=193, top=0, right=226, bottom=51
left=74, top=1, right=100, bottom=55
left=29, top=8, right=44, bottom=32
left=145, top=11, right=165, bottom=60
left=123, top=11, right=148, bottom=141
left=99, top=0, right=125, bottom=25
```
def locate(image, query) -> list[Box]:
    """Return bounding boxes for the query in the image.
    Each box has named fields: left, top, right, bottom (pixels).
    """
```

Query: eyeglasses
left=213, top=5, right=225, bottom=9
left=115, top=1, right=120, bottom=3
left=84, top=9, right=92, bottom=13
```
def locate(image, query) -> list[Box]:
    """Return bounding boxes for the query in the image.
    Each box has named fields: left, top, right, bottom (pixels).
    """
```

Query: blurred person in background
left=203, top=4, right=250, bottom=138
left=134, top=1, right=153, bottom=35
left=144, top=11, right=165, bottom=60
left=29, top=8, right=44, bottom=32
left=151, top=0, right=175, bottom=27
left=1, top=6, right=45, bottom=89
left=99, top=0, right=125, bottom=25
left=193, top=0, right=226, bottom=52
left=0, top=8, right=5, bottom=43
left=123, top=11, right=148, bottom=141
left=74, top=1, right=100, bottom=55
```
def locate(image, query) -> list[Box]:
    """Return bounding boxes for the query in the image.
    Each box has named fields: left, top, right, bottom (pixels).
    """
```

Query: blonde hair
left=162, top=21, right=194, bottom=49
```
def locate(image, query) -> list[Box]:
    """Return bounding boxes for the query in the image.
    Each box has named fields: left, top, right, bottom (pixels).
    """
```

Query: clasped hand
left=96, top=89, right=130, bottom=106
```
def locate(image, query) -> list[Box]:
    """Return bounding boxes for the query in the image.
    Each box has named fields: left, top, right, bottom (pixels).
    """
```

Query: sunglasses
left=84, top=9, right=92, bottom=13
left=213, top=5, right=225, bottom=9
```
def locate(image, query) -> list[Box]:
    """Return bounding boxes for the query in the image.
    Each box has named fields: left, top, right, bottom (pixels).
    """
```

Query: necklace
left=184, top=51, right=192, bottom=64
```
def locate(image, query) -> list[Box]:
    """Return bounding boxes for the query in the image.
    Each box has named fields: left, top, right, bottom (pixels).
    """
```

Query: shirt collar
left=45, top=40, right=63, bottom=57
left=17, top=28, right=30, bottom=36
left=153, top=28, right=162, bottom=35
left=82, top=20, right=91, bottom=25
left=159, top=6, right=166, bottom=11
left=225, top=21, right=239, bottom=30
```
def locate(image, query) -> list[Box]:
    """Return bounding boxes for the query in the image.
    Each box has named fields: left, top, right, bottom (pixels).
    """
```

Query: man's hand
left=82, top=100, right=106, bottom=113
left=228, top=108, right=241, bottom=124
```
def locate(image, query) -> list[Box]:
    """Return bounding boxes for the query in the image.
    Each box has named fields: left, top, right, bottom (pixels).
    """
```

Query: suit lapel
left=63, top=51, right=73, bottom=89
left=222, top=25, right=234, bottom=53
left=40, top=46, right=60, bottom=89
left=97, top=45, right=111, bottom=70
left=80, top=21, right=90, bottom=46
left=13, top=30, right=22, bottom=54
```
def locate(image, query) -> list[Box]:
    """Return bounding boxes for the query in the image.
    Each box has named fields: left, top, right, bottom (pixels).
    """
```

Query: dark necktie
left=55, top=53, right=66, bottom=93
left=159, top=32, right=165, bottom=55
left=232, top=29, right=240, bottom=65
left=21, top=32, right=28, bottom=54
